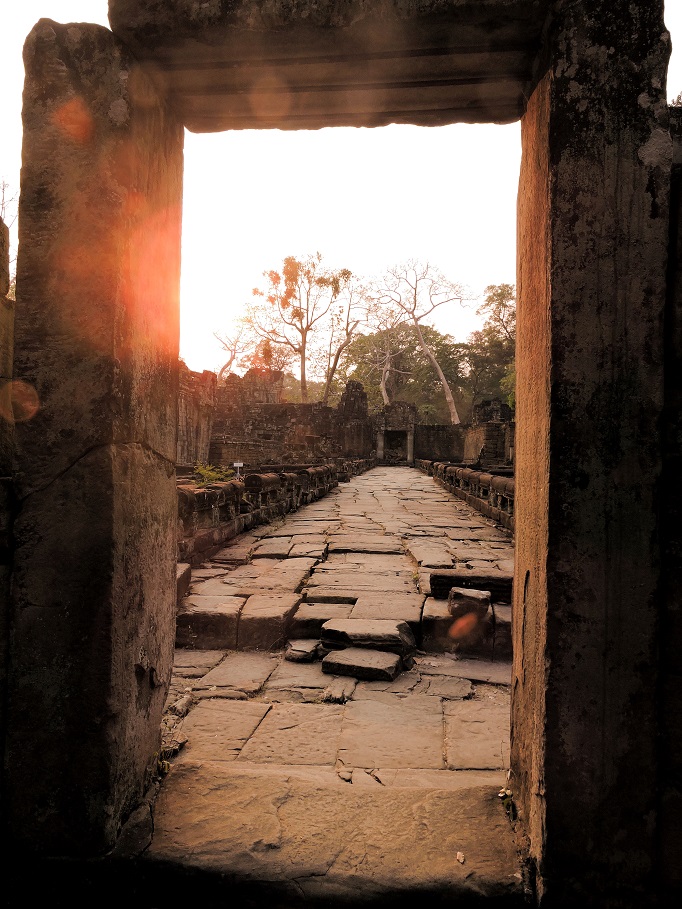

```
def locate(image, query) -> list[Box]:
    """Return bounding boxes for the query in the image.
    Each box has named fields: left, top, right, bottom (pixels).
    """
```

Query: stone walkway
left=152, top=468, right=524, bottom=905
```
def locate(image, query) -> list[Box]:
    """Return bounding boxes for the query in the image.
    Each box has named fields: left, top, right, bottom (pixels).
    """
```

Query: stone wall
left=416, top=459, right=514, bottom=532
left=177, top=361, right=216, bottom=467
left=414, top=424, right=464, bottom=461
left=0, top=216, right=12, bottom=821
left=178, top=459, right=374, bottom=565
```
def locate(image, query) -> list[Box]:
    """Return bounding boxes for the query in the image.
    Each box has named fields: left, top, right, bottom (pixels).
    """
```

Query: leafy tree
left=339, top=323, right=469, bottom=422
left=246, top=253, right=352, bottom=402
left=365, top=260, right=466, bottom=423
left=461, top=283, right=516, bottom=410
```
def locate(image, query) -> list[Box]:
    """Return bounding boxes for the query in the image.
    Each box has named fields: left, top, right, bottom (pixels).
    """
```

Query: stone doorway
left=3, top=1, right=677, bottom=903
left=383, top=430, right=408, bottom=462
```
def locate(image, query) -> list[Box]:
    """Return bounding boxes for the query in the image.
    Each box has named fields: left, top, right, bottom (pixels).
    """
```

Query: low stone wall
left=416, top=459, right=514, bottom=532
left=178, top=458, right=374, bottom=565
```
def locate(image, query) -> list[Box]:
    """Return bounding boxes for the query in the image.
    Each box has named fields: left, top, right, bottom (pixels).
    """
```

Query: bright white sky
left=2, top=2, right=682, bottom=372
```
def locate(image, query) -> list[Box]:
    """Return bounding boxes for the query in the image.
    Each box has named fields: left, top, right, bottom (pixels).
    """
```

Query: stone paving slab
left=171, top=649, right=225, bottom=678
left=175, top=700, right=271, bottom=762
left=338, top=697, right=444, bottom=769
left=193, top=652, right=278, bottom=696
left=415, top=655, right=513, bottom=686
left=238, top=704, right=344, bottom=764
left=147, top=761, right=524, bottom=902
left=445, top=700, right=511, bottom=770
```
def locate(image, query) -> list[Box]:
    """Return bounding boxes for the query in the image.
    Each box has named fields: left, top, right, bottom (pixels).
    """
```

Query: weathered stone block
left=289, top=602, right=353, bottom=638
left=448, top=587, right=491, bottom=618
left=238, top=593, right=301, bottom=650
left=285, top=639, right=320, bottom=663
left=320, top=618, right=416, bottom=660
left=321, top=648, right=401, bottom=682
left=176, top=596, right=246, bottom=650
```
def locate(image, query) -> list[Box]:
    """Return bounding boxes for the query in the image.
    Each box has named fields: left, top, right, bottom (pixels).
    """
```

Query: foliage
left=363, top=260, right=467, bottom=424
left=340, top=323, right=470, bottom=422
left=461, top=283, right=516, bottom=409
left=193, top=463, right=235, bottom=486
left=246, top=253, right=353, bottom=402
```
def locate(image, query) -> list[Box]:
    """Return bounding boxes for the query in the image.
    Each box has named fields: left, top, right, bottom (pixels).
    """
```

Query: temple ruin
left=0, top=1, right=680, bottom=906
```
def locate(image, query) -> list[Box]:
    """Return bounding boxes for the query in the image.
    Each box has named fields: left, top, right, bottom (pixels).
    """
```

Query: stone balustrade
left=178, top=459, right=374, bottom=564
left=415, top=459, right=514, bottom=532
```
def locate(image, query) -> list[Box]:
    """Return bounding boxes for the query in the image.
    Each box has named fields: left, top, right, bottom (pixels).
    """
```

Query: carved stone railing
left=415, top=459, right=514, bottom=532
left=178, top=458, right=374, bottom=564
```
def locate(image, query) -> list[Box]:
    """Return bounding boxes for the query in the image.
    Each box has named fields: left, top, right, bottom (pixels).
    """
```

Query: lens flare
left=0, top=380, right=40, bottom=423
left=448, top=612, right=480, bottom=640
left=52, top=97, right=94, bottom=145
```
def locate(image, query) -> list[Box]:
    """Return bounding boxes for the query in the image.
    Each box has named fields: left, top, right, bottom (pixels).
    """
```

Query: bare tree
left=319, top=281, right=366, bottom=404
left=246, top=253, right=352, bottom=402
left=367, top=261, right=465, bottom=423
left=214, top=323, right=250, bottom=381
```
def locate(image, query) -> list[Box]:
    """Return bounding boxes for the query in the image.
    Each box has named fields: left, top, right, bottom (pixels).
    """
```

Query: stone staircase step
left=289, top=602, right=353, bottom=638
left=430, top=567, right=513, bottom=602
left=321, top=647, right=402, bottom=681
left=176, top=596, right=246, bottom=649
left=320, top=618, right=416, bottom=661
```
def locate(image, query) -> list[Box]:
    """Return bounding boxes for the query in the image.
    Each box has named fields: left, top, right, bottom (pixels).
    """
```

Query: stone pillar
left=5, top=20, right=184, bottom=855
left=0, top=215, right=12, bottom=823
left=512, top=1, right=670, bottom=902
left=406, top=429, right=414, bottom=464
left=376, top=430, right=384, bottom=460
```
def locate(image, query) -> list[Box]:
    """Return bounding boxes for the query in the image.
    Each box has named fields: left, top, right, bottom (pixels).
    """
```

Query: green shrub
left=193, top=463, right=235, bottom=486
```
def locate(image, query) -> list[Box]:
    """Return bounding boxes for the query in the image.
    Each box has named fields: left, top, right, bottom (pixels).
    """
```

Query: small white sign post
left=233, top=461, right=243, bottom=479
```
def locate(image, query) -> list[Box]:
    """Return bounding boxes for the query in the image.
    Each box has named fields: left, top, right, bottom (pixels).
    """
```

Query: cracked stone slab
left=444, top=700, right=510, bottom=770
left=193, top=651, right=278, bottom=696
left=172, top=649, right=225, bottom=678
left=175, top=700, right=271, bottom=763
left=176, top=596, right=246, bottom=649
left=415, top=656, right=512, bottom=686
left=237, top=703, right=344, bottom=764
left=264, top=660, right=331, bottom=690
left=252, top=538, right=293, bottom=558
left=147, top=761, right=523, bottom=900
left=285, top=639, right=320, bottom=662
left=338, top=697, right=444, bottom=769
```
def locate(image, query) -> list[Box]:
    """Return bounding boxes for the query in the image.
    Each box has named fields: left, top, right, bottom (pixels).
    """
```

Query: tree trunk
left=380, top=349, right=391, bottom=406
left=322, top=338, right=352, bottom=404
left=412, top=317, right=460, bottom=424
left=300, top=337, right=308, bottom=402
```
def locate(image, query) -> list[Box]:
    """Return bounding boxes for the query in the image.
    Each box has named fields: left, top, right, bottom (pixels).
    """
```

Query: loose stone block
left=321, top=619, right=416, bottom=660
left=322, top=648, right=402, bottom=682
left=421, top=597, right=455, bottom=652
left=289, top=602, right=353, bottom=638
left=448, top=587, right=492, bottom=618
left=492, top=604, right=513, bottom=659
left=237, top=593, right=301, bottom=651
left=252, top=538, right=293, bottom=559
left=430, top=568, right=513, bottom=602
left=416, top=655, right=512, bottom=686
left=285, top=639, right=320, bottom=663
left=176, top=596, right=245, bottom=650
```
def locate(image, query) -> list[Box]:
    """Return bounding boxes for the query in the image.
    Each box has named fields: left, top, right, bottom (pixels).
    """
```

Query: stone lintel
left=108, top=0, right=551, bottom=130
